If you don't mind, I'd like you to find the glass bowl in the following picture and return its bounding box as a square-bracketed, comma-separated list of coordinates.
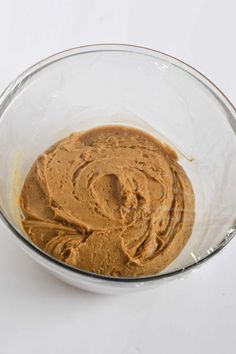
[0, 44, 236, 294]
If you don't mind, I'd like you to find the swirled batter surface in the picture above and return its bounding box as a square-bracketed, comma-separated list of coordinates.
[20, 126, 195, 276]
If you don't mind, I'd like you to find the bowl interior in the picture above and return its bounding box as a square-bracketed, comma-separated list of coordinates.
[0, 45, 236, 275]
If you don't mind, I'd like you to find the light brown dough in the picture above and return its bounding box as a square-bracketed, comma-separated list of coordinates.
[20, 126, 195, 276]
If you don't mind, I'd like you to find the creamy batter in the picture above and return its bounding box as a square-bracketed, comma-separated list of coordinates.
[20, 126, 195, 276]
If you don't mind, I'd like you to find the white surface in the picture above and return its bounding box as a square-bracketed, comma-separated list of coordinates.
[0, 0, 236, 353]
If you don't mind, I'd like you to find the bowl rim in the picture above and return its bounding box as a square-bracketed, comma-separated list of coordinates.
[0, 43, 236, 283]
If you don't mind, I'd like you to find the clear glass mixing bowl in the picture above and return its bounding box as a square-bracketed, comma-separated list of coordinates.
[0, 44, 236, 294]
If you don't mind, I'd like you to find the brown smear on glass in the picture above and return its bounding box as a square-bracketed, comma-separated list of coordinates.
[20, 125, 195, 277]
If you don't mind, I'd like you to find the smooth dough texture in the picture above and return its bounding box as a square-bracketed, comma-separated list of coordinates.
[20, 126, 195, 276]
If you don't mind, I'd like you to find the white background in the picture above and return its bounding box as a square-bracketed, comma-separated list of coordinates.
[0, 1, 236, 353]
